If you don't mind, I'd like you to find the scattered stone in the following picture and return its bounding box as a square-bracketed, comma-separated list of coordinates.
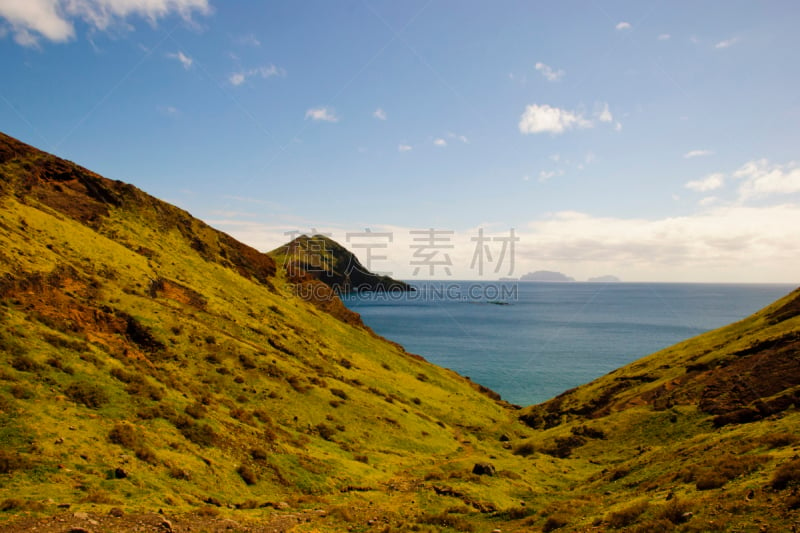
[54, 437, 64, 444]
[160, 519, 173, 532]
[87, 519, 99, 526]
[57, 503, 71, 509]
[472, 462, 496, 476]
[109, 507, 124, 517]
[114, 467, 128, 479]
[499, 434, 510, 442]
[67, 528, 90, 533]
[276, 501, 291, 510]
[72, 512, 89, 520]
[204, 497, 222, 507]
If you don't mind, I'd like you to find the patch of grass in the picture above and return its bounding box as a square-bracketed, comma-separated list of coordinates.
[695, 453, 767, 490]
[542, 515, 569, 532]
[771, 458, 800, 490]
[64, 381, 109, 409]
[0, 450, 30, 474]
[418, 513, 475, 532]
[658, 497, 692, 524]
[760, 432, 799, 449]
[606, 501, 648, 529]
[11, 355, 40, 372]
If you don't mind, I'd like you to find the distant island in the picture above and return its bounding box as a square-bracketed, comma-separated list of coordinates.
[587, 275, 621, 283]
[520, 270, 575, 282]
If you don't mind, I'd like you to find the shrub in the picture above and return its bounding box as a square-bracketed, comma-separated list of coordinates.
[354, 455, 369, 464]
[239, 354, 256, 369]
[696, 472, 727, 490]
[180, 422, 217, 447]
[237, 465, 258, 485]
[109, 423, 139, 448]
[65, 382, 108, 408]
[135, 446, 158, 464]
[542, 435, 586, 458]
[658, 498, 691, 524]
[504, 506, 533, 519]
[169, 466, 191, 480]
[761, 433, 799, 449]
[0, 451, 29, 474]
[185, 402, 207, 419]
[0, 499, 22, 512]
[512, 441, 536, 457]
[606, 501, 648, 529]
[251, 448, 268, 461]
[542, 515, 569, 532]
[418, 513, 474, 532]
[315, 423, 336, 441]
[11, 355, 40, 372]
[696, 453, 767, 490]
[338, 358, 353, 369]
[10, 385, 33, 399]
[330, 388, 348, 400]
[772, 459, 800, 490]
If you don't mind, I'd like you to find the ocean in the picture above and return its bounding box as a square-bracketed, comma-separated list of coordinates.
[342, 282, 797, 406]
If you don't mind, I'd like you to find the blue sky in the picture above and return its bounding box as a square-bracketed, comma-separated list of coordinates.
[1, 1, 799, 282]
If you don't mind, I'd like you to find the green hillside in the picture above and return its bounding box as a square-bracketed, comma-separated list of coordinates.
[1, 130, 799, 532]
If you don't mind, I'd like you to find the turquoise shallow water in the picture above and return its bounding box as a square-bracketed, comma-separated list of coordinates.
[342, 282, 797, 406]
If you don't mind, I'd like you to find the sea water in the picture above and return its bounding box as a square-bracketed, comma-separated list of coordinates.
[342, 282, 796, 406]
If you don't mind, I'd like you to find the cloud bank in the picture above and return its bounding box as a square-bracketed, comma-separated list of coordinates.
[0, 0, 210, 46]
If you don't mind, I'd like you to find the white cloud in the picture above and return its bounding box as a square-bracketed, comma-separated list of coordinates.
[229, 73, 246, 86]
[538, 169, 565, 182]
[0, 0, 210, 47]
[433, 138, 447, 147]
[305, 107, 339, 122]
[699, 196, 719, 206]
[167, 50, 192, 70]
[398, 144, 413, 152]
[685, 173, 724, 192]
[735, 159, 800, 200]
[595, 102, 613, 123]
[235, 33, 260, 47]
[229, 65, 285, 86]
[518, 104, 593, 135]
[513, 205, 800, 282]
[657, 33, 671, 41]
[684, 149, 713, 159]
[715, 37, 739, 49]
[614, 121, 623, 132]
[373, 108, 387, 120]
[534, 62, 564, 82]
[616, 21, 632, 31]
[447, 132, 469, 144]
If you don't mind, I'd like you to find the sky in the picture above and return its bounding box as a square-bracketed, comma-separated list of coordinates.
[1, 0, 799, 283]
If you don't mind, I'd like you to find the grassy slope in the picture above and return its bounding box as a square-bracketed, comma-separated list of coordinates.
[1, 131, 799, 532]
[0, 133, 531, 531]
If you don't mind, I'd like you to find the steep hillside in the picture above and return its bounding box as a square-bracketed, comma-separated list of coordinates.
[1, 130, 799, 532]
[513, 288, 800, 532]
[0, 132, 530, 531]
